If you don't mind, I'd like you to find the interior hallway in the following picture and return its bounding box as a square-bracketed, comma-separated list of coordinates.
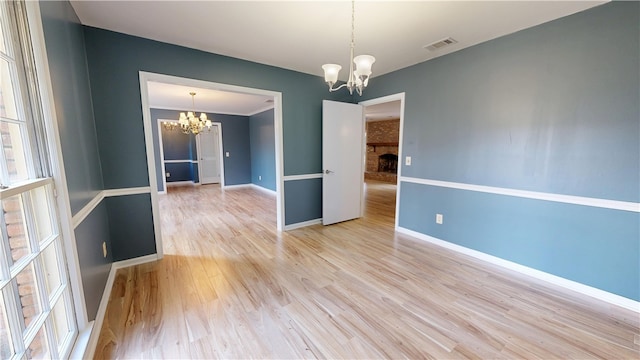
[93, 181, 639, 358]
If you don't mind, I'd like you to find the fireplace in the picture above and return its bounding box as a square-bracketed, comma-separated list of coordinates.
[378, 153, 398, 174]
[365, 119, 400, 183]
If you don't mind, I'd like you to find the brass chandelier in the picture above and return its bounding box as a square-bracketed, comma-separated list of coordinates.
[172, 92, 212, 135]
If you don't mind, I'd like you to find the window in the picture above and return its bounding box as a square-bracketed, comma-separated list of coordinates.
[0, 2, 77, 359]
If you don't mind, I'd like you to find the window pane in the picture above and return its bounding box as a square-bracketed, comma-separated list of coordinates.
[0, 121, 29, 182]
[51, 294, 71, 352]
[0, 290, 15, 359]
[0, 14, 6, 55]
[0, 58, 17, 120]
[28, 186, 54, 244]
[25, 324, 49, 360]
[38, 242, 60, 302]
[3, 193, 30, 267]
[15, 263, 42, 331]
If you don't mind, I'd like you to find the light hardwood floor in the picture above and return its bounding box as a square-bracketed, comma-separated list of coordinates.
[94, 181, 639, 359]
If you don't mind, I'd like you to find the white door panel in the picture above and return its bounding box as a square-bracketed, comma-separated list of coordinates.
[322, 100, 364, 225]
[199, 125, 221, 184]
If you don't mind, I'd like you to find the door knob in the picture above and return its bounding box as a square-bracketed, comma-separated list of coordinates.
[324, 169, 334, 174]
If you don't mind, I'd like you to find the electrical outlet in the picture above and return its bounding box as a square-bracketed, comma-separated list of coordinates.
[405, 156, 412, 166]
[166, 172, 170, 177]
[225, 152, 230, 157]
[436, 214, 443, 225]
[258, 175, 262, 181]
[102, 242, 107, 258]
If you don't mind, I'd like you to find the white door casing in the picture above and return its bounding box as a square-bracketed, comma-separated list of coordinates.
[322, 100, 365, 225]
[139, 72, 285, 237]
[197, 123, 222, 185]
[359, 93, 406, 229]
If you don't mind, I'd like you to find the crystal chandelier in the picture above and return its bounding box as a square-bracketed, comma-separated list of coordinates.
[161, 121, 177, 131]
[177, 92, 212, 135]
[321, 0, 375, 96]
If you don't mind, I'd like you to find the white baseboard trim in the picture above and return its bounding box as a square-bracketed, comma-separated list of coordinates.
[251, 184, 277, 196]
[223, 184, 252, 190]
[83, 264, 117, 359]
[284, 218, 323, 230]
[166, 181, 198, 187]
[83, 253, 159, 359]
[397, 227, 640, 313]
[112, 253, 159, 270]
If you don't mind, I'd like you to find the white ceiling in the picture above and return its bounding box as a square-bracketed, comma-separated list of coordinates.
[365, 100, 401, 121]
[147, 82, 274, 116]
[71, 0, 606, 115]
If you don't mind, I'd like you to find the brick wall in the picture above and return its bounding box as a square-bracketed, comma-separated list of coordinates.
[365, 119, 400, 183]
[1, 119, 43, 356]
[366, 119, 400, 143]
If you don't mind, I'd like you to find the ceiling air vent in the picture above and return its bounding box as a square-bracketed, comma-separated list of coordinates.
[424, 37, 458, 52]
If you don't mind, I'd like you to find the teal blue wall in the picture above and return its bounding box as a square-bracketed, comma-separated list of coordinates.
[215, 114, 251, 186]
[150, 108, 199, 190]
[399, 182, 639, 300]
[106, 194, 156, 261]
[360, 2, 639, 300]
[43, 1, 638, 302]
[161, 127, 194, 160]
[161, 121, 197, 184]
[82, 26, 339, 230]
[73, 202, 112, 320]
[151, 109, 262, 191]
[39, 1, 103, 214]
[250, 109, 276, 191]
[39, 0, 112, 320]
[285, 178, 322, 225]
[82, 27, 338, 185]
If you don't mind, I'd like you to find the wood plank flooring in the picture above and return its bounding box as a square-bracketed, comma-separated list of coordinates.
[94, 181, 639, 359]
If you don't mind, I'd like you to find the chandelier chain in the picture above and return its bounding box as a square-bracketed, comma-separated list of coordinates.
[321, 0, 375, 96]
[351, 0, 355, 48]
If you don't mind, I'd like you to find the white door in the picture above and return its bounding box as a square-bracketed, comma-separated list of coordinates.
[322, 100, 365, 225]
[198, 124, 221, 184]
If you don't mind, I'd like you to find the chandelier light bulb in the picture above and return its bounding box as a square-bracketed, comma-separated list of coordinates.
[174, 92, 213, 135]
[353, 55, 375, 78]
[322, 64, 342, 85]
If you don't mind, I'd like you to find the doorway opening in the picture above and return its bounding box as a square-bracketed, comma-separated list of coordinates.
[360, 93, 405, 229]
[157, 119, 224, 193]
[139, 72, 285, 258]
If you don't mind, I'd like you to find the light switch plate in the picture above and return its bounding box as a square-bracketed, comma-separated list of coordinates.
[405, 156, 411, 166]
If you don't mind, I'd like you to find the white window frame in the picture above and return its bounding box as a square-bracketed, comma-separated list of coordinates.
[1, 1, 89, 358]
[22, 0, 88, 331]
